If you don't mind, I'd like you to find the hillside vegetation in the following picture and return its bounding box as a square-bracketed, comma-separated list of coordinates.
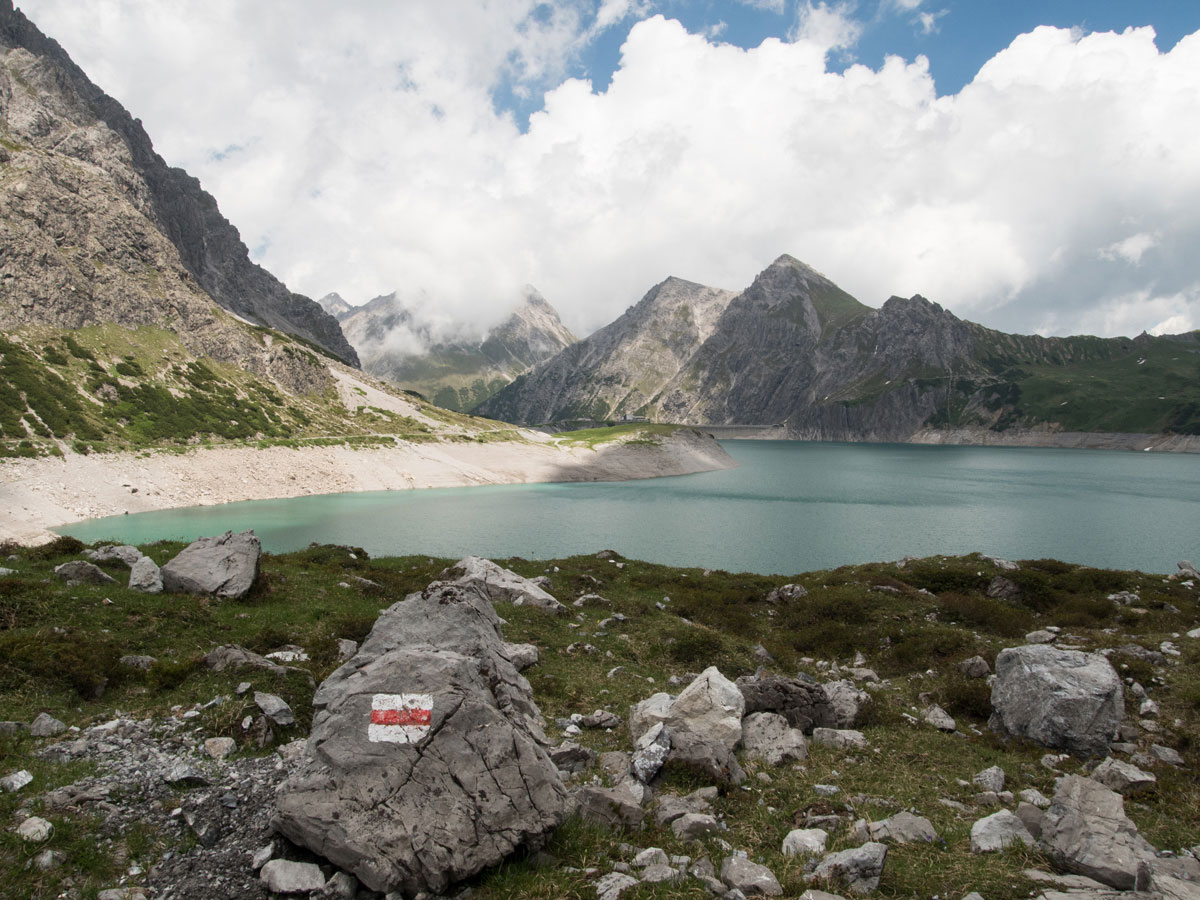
[1, 541, 1195, 898]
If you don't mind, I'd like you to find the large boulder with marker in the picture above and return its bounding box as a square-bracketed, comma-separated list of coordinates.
[989, 645, 1123, 756]
[272, 580, 567, 897]
[160, 531, 261, 600]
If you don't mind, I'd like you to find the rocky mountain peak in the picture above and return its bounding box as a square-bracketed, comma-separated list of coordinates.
[318, 292, 354, 321]
[0, 2, 358, 365]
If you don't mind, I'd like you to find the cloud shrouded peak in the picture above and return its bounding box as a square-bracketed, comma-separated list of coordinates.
[13, 2, 1200, 340]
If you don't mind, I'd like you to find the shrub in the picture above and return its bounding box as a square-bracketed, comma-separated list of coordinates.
[26, 535, 84, 560]
[936, 592, 1033, 637]
[939, 673, 994, 721]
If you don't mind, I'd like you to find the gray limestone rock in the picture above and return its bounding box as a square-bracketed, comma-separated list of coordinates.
[640, 863, 679, 884]
[721, 856, 783, 896]
[736, 674, 834, 732]
[1039, 774, 1156, 890]
[667, 666, 745, 751]
[1015, 801, 1045, 839]
[667, 729, 746, 786]
[970, 810, 1034, 853]
[504, 642, 540, 671]
[822, 680, 870, 728]
[577, 785, 645, 829]
[272, 581, 567, 896]
[437, 556, 565, 613]
[254, 692, 295, 727]
[1090, 757, 1156, 795]
[766, 583, 808, 603]
[30, 712, 67, 737]
[867, 811, 937, 844]
[811, 728, 868, 750]
[550, 741, 595, 774]
[672, 812, 721, 841]
[595, 871, 640, 900]
[1, 770, 32, 792]
[987, 576, 1024, 602]
[812, 842, 888, 894]
[17, 816, 54, 842]
[989, 645, 1123, 756]
[54, 560, 116, 586]
[922, 704, 956, 732]
[959, 656, 991, 678]
[782, 828, 828, 857]
[119, 655, 157, 670]
[631, 721, 670, 783]
[259, 859, 327, 894]
[973, 765, 1006, 793]
[86, 545, 143, 567]
[161, 531, 261, 600]
[741, 711, 808, 765]
[128, 555, 163, 593]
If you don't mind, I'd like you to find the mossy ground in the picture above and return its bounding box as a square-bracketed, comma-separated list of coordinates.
[0, 541, 1196, 899]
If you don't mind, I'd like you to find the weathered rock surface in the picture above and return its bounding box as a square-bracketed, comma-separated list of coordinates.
[576, 785, 645, 829]
[631, 721, 670, 783]
[1039, 775, 1155, 890]
[990, 645, 1123, 756]
[812, 842, 888, 894]
[1090, 757, 1156, 795]
[823, 680, 870, 728]
[161, 532, 261, 600]
[741, 711, 808, 765]
[783, 828, 829, 857]
[721, 856, 783, 896]
[128, 555, 164, 593]
[54, 560, 116, 585]
[437, 556, 565, 613]
[86, 545, 143, 567]
[667, 666, 745, 750]
[259, 859, 326, 894]
[30, 712, 67, 737]
[272, 581, 566, 896]
[867, 811, 937, 844]
[736, 674, 834, 732]
[970, 810, 1034, 853]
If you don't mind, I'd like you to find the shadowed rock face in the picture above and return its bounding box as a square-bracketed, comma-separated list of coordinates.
[272, 582, 566, 896]
[0, 2, 357, 366]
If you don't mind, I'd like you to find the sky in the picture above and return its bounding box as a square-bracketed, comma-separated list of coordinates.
[16, 0, 1200, 341]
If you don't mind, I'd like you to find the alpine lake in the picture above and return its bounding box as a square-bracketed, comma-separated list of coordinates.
[56, 440, 1200, 575]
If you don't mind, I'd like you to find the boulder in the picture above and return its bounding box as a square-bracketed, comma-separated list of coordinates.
[812, 842, 887, 894]
[1090, 758, 1156, 795]
[576, 785, 644, 829]
[741, 712, 808, 765]
[672, 812, 721, 840]
[867, 811, 937, 844]
[1038, 774, 1155, 890]
[667, 730, 746, 785]
[29, 713, 67, 737]
[86, 545, 144, 566]
[822, 680, 869, 728]
[970, 810, 1034, 853]
[128, 556, 163, 593]
[438, 556, 565, 613]
[668, 666, 744, 750]
[53, 560, 116, 586]
[736, 674, 835, 732]
[272, 581, 567, 896]
[631, 722, 670, 783]
[989, 645, 1123, 756]
[628, 692, 673, 741]
[721, 856, 783, 896]
[160, 531, 261, 600]
[783, 828, 828, 857]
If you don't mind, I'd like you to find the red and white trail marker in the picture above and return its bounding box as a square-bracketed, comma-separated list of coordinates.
[368, 693, 432, 744]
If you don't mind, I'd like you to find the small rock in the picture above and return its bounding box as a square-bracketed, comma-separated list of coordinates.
[970, 809, 1033, 853]
[766, 584, 807, 603]
[118, 655, 157, 670]
[673, 812, 721, 841]
[973, 765, 1005, 793]
[811, 728, 867, 749]
[631, 722, 670, 783]
[1090, 757, 1156, 795]
[204, 737, 237, 760]
[30, 713, 67, 737]
[868, 811, 937, 844]
[922, 704, 956, 732]
[721, 856, 783, 896]
[30, 849, 67, 871]
[782, 828, 828, 857]
[812, 842, 887, 894]
[260, 859, 327, 893]
[1025, 629, 1057, 644]
[1, 770, 33, 792]
[17, 816, 54, 842]
[959, 656, 991, 678]
[254, 691, 295, 726]
[321, 871, 359, 899]
[595, 871, 640, 900]
[54, 560, 117, 585]
[640, 863, 679, 884]
[1017, 788, 1051, 808]
[1150, 744, 1184, 766]
[336, 638, 359, 661]
[814, 784, 840, 797]
[128, 556, 163, 593]
[633, 848, 670, 868]
[163, 762, 210, 787]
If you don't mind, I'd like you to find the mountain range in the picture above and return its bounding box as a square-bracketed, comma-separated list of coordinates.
[324, 288, 575, 412]
[478, 254, 1200, 440]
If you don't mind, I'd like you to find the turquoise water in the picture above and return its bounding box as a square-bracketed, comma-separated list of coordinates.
[58, 441, 1200, 575]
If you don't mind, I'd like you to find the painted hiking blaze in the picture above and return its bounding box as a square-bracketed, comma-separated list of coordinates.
[368, 693, 433, 744]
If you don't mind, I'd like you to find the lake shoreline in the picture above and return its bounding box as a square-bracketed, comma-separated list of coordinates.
[0, 429, 736, 546]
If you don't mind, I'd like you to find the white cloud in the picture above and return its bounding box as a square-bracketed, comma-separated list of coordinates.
[736, 0, 787, 13]
[1099, 232, 1158, 266]
[14, 3, 1200, 341]
[790, 1, 864, 51]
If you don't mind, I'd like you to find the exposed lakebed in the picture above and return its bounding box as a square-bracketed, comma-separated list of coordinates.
[60, 440, 1200, 575]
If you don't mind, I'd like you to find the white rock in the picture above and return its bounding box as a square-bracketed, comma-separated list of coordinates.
[1, 770, 33, 792]
[633, 848, 669, 868]
[204, 737, 237, 760]
[782, 828, 828, 857]
[973, 765, 1006, 793]
[922, 704, 956, 732]
[17, 816, 54, 842]
[259, 859, 326, 893]
[970, 810, 1033, 853]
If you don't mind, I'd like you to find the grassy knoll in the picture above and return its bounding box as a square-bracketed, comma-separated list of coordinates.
[0, 541, 1196, 898]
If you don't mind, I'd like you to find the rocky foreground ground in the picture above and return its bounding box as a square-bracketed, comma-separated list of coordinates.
[1, 538, 1197, 899]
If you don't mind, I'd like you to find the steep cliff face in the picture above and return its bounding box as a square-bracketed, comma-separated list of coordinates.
[0, 2, 358, 365]
[476, 276, 736, 424]
[338, 288, 576, 411]
[482, 254, 1200, 439]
